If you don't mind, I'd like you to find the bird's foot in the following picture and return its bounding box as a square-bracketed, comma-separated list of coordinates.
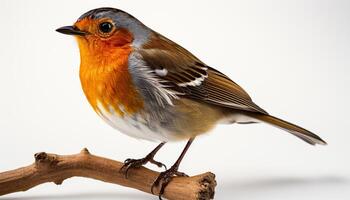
[151, 166, 189, 199]
[120, 156, 167, 178]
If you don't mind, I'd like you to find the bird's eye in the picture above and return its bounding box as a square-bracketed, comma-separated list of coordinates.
[99, 22, 113, 34]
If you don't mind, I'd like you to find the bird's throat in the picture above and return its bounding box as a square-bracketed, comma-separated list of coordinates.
[78, 43, 144, 116]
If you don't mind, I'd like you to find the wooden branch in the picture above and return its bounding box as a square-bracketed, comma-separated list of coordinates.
[0, 148, 216, 200]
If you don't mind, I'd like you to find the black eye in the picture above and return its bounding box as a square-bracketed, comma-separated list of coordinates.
[99, 22, 113, 33]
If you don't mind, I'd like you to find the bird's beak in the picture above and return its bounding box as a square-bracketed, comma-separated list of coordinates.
[56, 26, 88, 36]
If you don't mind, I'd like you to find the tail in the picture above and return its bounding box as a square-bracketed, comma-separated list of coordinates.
[246, 113, 327, 145]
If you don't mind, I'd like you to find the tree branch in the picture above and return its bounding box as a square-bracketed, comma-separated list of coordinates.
[0, 148, 216, 200]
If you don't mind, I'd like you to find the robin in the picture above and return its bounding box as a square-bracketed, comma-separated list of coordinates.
[56, 7, 326, 199]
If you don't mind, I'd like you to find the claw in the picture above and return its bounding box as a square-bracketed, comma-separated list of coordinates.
[120, 157, 167, 178]
[119, 143, 167, 179]
[174, 171, 188, 177]
[120, 158, 145, 178]
[151, 167, 188, 199]
[150, 159, 167, 170]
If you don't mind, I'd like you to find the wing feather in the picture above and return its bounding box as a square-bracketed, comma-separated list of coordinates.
[139, 33, 267, 114]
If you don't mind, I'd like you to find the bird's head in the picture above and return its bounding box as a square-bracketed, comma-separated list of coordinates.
[56, 8, 151, 62]
[56, 8, 148, 114]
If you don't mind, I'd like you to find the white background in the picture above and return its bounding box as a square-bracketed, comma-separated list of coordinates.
[1, 0, 349, 199]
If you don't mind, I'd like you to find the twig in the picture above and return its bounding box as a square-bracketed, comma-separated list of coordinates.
[0, 148, 216, 200]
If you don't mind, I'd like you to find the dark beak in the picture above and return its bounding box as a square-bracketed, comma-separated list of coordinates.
[56, 26, 88, 36]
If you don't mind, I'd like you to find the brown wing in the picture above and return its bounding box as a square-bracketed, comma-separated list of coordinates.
[140, 33, 268, 114]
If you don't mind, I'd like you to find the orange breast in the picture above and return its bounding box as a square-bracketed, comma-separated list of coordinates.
[77, 31, 144, 116]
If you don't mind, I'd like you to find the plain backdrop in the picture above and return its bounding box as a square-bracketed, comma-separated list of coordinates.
[0, 0, 349, 199]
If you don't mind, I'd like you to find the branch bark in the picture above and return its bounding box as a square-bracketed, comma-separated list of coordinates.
[0, 148, 216, 200]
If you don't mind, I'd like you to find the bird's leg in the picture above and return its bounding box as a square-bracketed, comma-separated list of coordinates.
[120, 142, 166, 178]
[151, 138, 195, 199]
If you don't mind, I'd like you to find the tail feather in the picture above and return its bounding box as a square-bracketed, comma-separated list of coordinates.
[246, 113, 327, 145]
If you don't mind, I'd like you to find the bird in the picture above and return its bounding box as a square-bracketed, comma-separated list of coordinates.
[56, 7, 326, 199]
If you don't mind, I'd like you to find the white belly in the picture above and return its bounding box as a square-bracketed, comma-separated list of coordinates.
[96, 101, 172, 142]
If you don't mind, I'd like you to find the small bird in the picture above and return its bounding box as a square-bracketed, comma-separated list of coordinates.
[57, 7, 326, 199]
